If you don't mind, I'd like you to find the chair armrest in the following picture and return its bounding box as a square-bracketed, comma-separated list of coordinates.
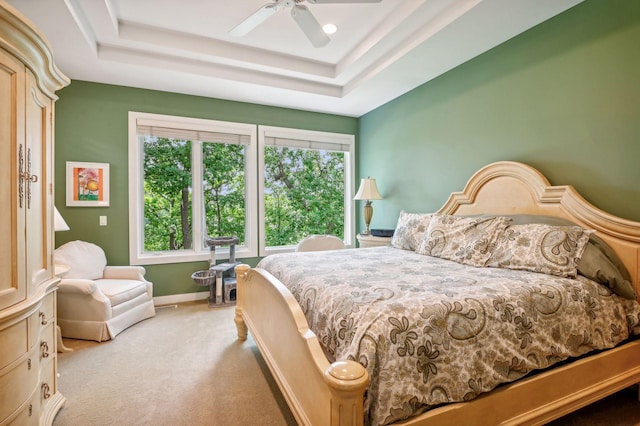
[58, 279, 100, 295]
[57, 278, 111, 322]
[103, 266, 147, 281]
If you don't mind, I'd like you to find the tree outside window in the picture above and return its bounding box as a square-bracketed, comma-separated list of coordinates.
[264, 146, 345, 246]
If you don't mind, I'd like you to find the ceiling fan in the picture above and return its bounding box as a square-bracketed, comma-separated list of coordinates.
[229, 0, 383, 48]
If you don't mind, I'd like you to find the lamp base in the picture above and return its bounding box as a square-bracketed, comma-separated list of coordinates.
[362, 202, 373, 235]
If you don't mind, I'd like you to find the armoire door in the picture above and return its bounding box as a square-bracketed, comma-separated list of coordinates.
[0, 47, 26, 310]
[24, 70, 53, 294]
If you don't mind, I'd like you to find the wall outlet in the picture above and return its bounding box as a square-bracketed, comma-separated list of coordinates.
[99, 216, 107, 226]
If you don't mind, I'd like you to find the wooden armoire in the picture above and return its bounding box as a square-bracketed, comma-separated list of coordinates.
[0, 1, 70, 424]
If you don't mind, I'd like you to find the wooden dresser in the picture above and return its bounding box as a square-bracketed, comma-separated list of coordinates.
[0, 1, 70, 424]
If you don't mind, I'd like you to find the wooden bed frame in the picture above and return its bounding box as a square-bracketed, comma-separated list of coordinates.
[234, 161, 640, 425]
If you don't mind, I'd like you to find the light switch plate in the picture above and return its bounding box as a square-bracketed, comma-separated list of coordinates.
[99, 216, 107, 226]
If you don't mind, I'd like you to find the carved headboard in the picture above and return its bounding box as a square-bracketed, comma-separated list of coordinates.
[436, 161, 640, 300]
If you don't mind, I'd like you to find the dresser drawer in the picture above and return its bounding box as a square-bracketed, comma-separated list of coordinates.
[39, 356, 56, 407]
[28, 293, 55, 350]
[0, 351, 39, 423]
[3, 388, 39, 426]
[39, 293, 55, 325]
[0, 319, 28, 371]
[39, 322, 55, 362]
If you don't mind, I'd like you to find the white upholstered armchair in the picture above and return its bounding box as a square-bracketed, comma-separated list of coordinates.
[54, 240, 156, 342]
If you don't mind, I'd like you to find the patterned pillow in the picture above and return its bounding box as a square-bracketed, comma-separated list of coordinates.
[486, 223, 594, 278]
[416, 215, 510, 267]
[391, 211, 433, 251]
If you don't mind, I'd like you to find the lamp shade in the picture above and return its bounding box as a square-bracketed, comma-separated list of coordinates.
[353, 178, 382, 201]
[54, 207, 70, 231]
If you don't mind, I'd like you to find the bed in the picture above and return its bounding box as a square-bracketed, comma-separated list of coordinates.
[234, 161, 640, 425]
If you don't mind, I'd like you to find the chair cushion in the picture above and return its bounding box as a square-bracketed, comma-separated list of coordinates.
[96, 279, 149, 307]
[54, 240, 107, 280]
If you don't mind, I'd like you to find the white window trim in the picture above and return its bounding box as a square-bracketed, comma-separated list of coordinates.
[128, 111, 257, 265]
[258, 125, 356, 257]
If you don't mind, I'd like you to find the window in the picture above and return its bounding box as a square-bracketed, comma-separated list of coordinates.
[129, 112, 257, 264]
[129, 113, 354, 265]
[258, 126, 355, 256]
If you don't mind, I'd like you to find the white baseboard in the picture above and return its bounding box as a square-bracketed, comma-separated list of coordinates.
[154, 291, 208, 306]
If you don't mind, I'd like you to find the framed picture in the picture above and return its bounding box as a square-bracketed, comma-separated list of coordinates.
[66, 161, 110, 207]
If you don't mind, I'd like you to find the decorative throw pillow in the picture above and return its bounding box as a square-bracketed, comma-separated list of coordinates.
[486, 223, 593, 278]
[495, 214, 634, 297]
[416, 215, 510, 267]
[391, 211, 433, 251]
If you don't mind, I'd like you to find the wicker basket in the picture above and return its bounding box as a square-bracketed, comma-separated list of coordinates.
[191, 270, 215, 286]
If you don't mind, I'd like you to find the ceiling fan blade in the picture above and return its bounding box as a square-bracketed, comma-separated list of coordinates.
[306, 0, 382, 3]
[229, 3, 280, 37]
[291, 4, 330, 48]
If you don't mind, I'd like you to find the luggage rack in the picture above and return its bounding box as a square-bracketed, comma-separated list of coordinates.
[191, 236, 240, 307]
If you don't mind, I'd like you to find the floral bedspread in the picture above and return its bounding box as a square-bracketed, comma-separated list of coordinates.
[257, 246, 640, 425]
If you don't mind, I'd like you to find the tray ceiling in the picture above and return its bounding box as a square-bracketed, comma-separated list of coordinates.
[8, 0, 582, 116]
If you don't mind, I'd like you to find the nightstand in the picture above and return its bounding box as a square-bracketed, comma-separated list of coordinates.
[357, 234, 391, 248]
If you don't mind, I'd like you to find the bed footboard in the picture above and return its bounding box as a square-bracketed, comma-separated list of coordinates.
[235, 264, 369, 426]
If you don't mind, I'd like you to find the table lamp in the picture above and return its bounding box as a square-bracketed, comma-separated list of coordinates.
[354, 177, 383, 235]
[54, 206, 70, 231]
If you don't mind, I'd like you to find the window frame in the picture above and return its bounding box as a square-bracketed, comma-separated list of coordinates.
[258, 125, 356, 256]
[128, 111, 257, 265]
[128, 113, 355, 265]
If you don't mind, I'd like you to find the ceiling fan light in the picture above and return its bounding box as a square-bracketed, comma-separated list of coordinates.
[323, 23, 338, 34]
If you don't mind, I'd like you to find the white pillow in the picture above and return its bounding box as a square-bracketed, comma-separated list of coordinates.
[54, 240, 107, 279]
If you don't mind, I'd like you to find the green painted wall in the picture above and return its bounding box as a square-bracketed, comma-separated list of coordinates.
[54, 82, 358, 296]
[55, 0, 640, 298]
[359, 0, 640, 229]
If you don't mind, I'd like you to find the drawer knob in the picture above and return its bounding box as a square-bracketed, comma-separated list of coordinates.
[39, 311, 47, 325]
[41, 341, 50, 358]
[42, 383, 51, 400]
[27, 358, 32, 370]
[29, 404, 33, 416]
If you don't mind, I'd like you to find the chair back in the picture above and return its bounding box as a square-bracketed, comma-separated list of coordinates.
[54, 240, 107, 279]
[295, 235, 345, 252]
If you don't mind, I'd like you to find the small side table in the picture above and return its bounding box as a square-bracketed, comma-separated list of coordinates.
[357, 234, 391, 248]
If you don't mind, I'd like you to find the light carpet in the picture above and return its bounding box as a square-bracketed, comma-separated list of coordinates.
[54, 302, 297, 426]
[54, 301, 640, 426]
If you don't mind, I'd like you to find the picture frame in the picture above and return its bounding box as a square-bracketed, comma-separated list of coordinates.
[66, 161, 110, 207]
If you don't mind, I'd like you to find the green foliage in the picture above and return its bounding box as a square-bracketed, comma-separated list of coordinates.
[143, 137, 192, 251]
[142, 137, 346, 252]
[264, 146, 345, 246]
[202, 142, 246, 243]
